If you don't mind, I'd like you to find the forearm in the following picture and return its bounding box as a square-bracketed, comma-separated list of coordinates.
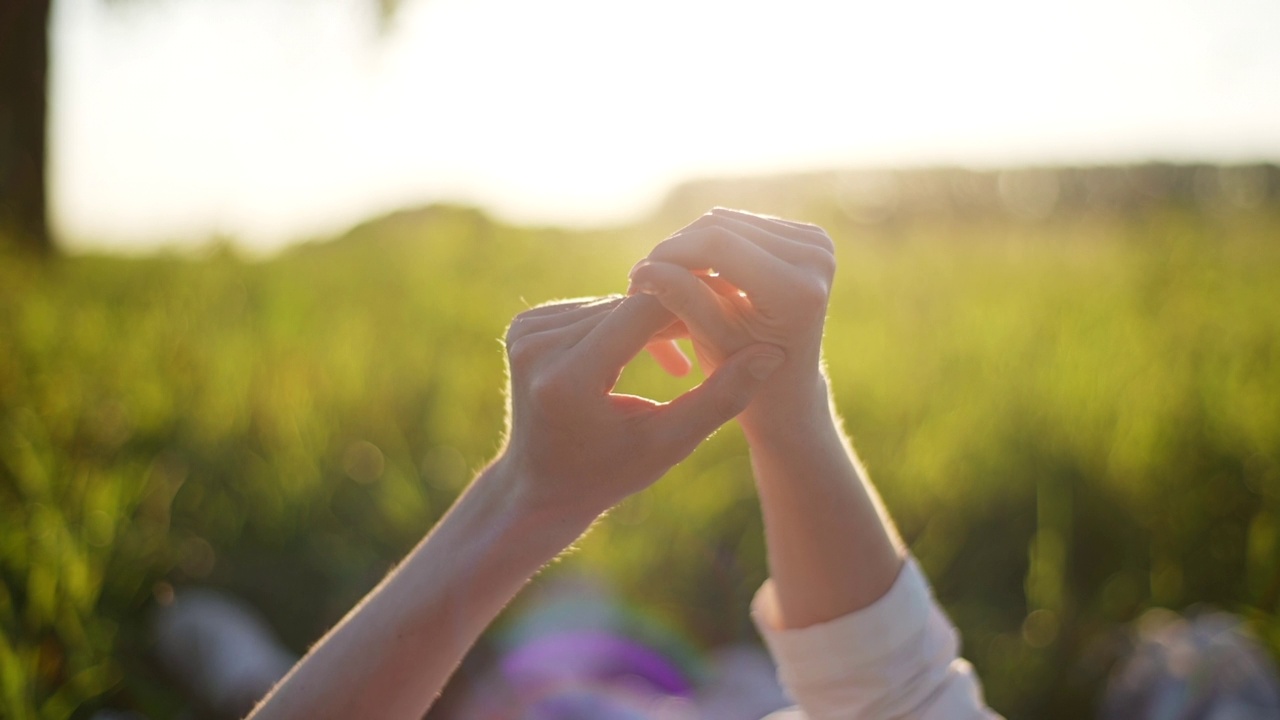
[250, 461, 593, 720]
[631, 210, 996, 714]
[747, 412, 1002, 718]
[742, 376, 905, 630]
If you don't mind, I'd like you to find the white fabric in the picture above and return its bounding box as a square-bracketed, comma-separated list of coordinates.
[751, 558, 1003, 720]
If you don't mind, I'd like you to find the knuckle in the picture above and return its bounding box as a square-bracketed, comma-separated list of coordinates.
[812, 229, 836, 255]
[794, 275, 832, 312]
[685, 217, 711, 236]
[505, 335, 539, 370]
[790, 222, 834, 252]
[505, 307, 549, 342]
[653, 279, 690, 313]
[803, 245, 837, 280]
[504, 318, 528, 347]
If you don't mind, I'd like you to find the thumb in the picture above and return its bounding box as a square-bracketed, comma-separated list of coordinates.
[648, 343, 786, 458]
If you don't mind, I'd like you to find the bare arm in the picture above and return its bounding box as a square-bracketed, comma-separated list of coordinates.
[248, 294, 785, 719]
[630, 209, 904, 629]
[635, 211, 998, 719]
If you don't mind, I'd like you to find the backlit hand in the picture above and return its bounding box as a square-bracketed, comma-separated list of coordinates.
[497, 293, 785, 523]
[629, 208, 836, 433]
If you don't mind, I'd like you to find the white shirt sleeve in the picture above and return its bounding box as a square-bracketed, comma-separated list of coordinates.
[751, 558, 1002, 720]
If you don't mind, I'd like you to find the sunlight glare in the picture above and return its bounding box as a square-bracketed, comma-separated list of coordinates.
[49, 0, 1280, 250]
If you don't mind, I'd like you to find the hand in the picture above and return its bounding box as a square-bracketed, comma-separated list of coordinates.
[631, 212, 907, 632]
[628, 208, 836, 433]
[496, 293, 785, 524]
[247, 293, 785, 720]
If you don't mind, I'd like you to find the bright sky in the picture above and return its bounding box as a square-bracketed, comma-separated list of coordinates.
[50, 0, 1280, 252]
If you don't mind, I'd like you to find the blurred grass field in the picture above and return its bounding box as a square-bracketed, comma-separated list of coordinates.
[2, 185, 1280, 718]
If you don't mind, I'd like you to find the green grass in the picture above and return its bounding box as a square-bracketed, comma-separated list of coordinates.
[2, 201, 1279, 718]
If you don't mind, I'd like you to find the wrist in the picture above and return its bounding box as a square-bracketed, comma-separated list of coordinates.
[482, 454, 601, 545]
[739, 371, 835, 444]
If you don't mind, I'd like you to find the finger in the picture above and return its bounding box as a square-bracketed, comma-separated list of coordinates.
[506, 305, 617, 373]
[708, 212, 835, 268]
[709, 208, 834, 253]
[628, 270, 740, 303]
[629, 261, 741, 352]
[572, 293, 677, 387]
[646, 343, 786, 458]
[528, 304, 615, 348]
[643, 226, 792, 305]
[514, 295, 620, 324]
[650, 318, 691, 342]
[527, 295, 622, 318]
[646, 339, 692, 377]
[663, 218, 835, 306]
[507, 296, 621, 345]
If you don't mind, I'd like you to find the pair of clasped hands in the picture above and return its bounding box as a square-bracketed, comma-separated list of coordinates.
[248, 209, 864, 720]
[498, 207, 837, 526]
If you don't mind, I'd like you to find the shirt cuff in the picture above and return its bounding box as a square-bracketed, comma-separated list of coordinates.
[751, 557, 934, 686]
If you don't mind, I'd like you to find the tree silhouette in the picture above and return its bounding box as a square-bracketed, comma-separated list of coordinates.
[1, 0, 50, 255]
[0, 0, 403, 256]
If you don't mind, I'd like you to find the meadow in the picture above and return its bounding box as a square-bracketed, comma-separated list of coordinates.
[2, 169, 1279, 718]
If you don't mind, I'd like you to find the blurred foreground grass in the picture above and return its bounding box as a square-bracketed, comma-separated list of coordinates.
[2, 198, 1279, 718]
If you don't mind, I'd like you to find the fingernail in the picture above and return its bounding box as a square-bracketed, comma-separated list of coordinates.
[632, 280, 657, 296]
[747, 352, 785, 380]
[628, 259, 650, 279]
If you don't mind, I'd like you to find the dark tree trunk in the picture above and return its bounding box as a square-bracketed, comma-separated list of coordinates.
[0, 0, 52, 255]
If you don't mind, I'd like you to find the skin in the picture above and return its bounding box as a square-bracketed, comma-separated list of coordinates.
[248, 293, 785, 720]
[629, 207, 905, 629]
[251, 209, 909, 717]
